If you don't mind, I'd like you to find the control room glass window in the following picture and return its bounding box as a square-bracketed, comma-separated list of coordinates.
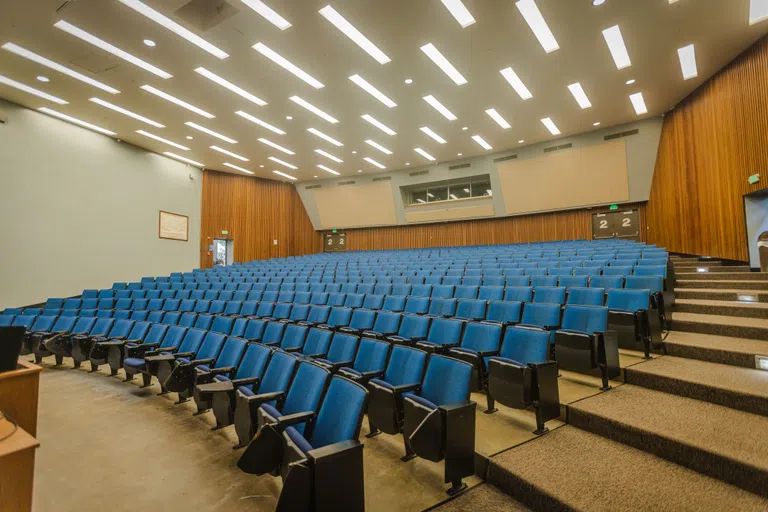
[429, 186, 448, 202]
[471, 180, 492, 197]
[452, 184, 471, 200]
[412, 190, 428, 204]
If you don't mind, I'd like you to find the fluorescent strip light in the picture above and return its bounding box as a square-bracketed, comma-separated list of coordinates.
[141, 85, 214, 118]
[361, 114, 396, 135]
[677, 44, 698, 80]
[500, 67, 533, 100]
[0, 74, 68, 104]
[567, 82, 592, 109]
[602, 25, 632, 69]
[236, 110, 285, 134]
[240, 0, 291, 30]
[417, 199, 426, 204]
[185, 122, 237, 144]
[89, 97, 164, 128]
[317, 164, 340, 175]
[420, 43, 467, 85]
[268, 156, 297, 169]
[54, 21, 171, 79]
[223, 162, 254, 174]
[1, 43, 119, 94]
[211, 145, 248, 161]
[471, 135, 492, 150]
[485, 108, 511, 129]
[38, 107, 114, 135]
[195, 67, 266, 106]
[450, 194, 458, 200]
[750, 0, 768, 24]
[629, 92, 648, 115]
[273, 170, 297, 180]
[420, 126, 447, 144]
[541, 117, 561, 135]
[414, 147, 436, 161]
[515, 0, 559, 53]
[289, 96, 338, 123]
[440, 0, 476, 28]
[348, 74, 396, 107]
[364, 157, 386, 169]
[318, 5, 390, 64]
[259, 137, 295, 155]
[307, 128, 343, 146]
[117, 0, 228, 59]
[427, 193, 434, 198]
[253, 43, 323, 89]
[365, 140, 392, 155]
[136, 129, 189, 150]
[423, 95, 457, 120]
[315, 149, 343, 163]
[164, 152, 204, 167]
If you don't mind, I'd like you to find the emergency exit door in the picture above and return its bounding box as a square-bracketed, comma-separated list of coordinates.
[324, 232, 347, 252]
[592, 210, 640, 241]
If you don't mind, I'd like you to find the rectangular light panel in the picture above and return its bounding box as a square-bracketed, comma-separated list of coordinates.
[240, 0, 291, 30]
[307, 128, 343, 146]
[365, 139, 392, 155]
[1, 43, 120, 94]
[253, 43, 324, 89]
[259, 137, 294, 155]
[289, 96, 338, 123]
[750, 0, 768, 24]
[471, 135, 492, 150]
[440, 0, 476, 28]
[273, 170, 297, 180]
[540, 117, 561, 135]
[211, 145, 248, 161]
[414, 147, 436, 161]
[629, 92, 648, 115]
[165, 151, 204, 167]
[361, 114, 396, 135]
[0, 74, 68, 104]
[567, 83, 592, 109]
[185, 122, 238, 143]
[136, 130, 189, 150]
[90, 97, 164, 128]
[602, 25, 632, 70]
[224, 162, 254, 174]
[363, 157, 386, 169]
[38, 107, 115, 135]
[515, 0, 559, 53]
[141, 85, 215, 118]
[500, 67, 533, 100]
[348, 74, 396, 107]
[236, 110, 285, 134]
[677, 44, 698, 80]
[195, 67, 266, 106]
[318, 5, 390, 64]
[317, 164, 340, 175]
[420, 126, 447, 144]
[315, 149, 343, 163]
[485, 108, 511, 129]
[268, 156, 297, 169]
[54, 21, 171, 79]
[118, 0, 228, 59]
[423, 95, 457, 120]
[420, 43, 467, 85]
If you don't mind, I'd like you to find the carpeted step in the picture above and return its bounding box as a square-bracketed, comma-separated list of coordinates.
[487, 426, 768, 512]
[671, 312, 768, 340]
[672, 260, 723, 267]
[623, 356, 768, 416]
[664, 331, 768, 368]
[567, 385, 768, 496]
[674, 288, 768, 302]
[673, 265, 750, 273]
[675, 279, 768, 290]
[429, 484, 532, 512]
[674, 299, 768, 319]
[675, 272, 768, 281]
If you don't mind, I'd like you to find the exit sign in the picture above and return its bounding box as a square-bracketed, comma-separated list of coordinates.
[749, 173, 760, 185]
[221, 230, 229, 235]
[609, 204, 618, 211]
[332, 229, 337, 233]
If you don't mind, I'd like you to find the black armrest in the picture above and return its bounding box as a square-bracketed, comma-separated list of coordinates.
[190, 358, 216, 366]
[232, 376, 260, 387]
[174, 351, 196, 359]
[275, 410, 315, 431]
[208, 366, 235, 375]
[477, 349, 499, 358]
[338, 327, 361, 335]
[306, 439, 361, 463]
[438, 400, 475, 413]
[327, 360, 354, 372]
[361, 330, 381, 338]
[244, 390, 285, 406]
[360, 369, 385, 380]
[391, 383, 421, 395]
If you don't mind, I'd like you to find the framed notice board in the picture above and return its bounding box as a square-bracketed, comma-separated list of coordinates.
[591, 209, 640, 241]
[159, 210, 189, 242]
[324, 232, 347, 252]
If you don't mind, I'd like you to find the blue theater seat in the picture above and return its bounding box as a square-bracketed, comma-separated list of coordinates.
[363, 311, 402, 339]
[338, 338, 391, 384]
[606, 288, 654, 356]
[567, 287, 605, 306]
[387, 314, 430, 345]
[415, 317, 464, 354]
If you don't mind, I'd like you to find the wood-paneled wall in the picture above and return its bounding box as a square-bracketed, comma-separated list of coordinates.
[199, 170, 322, 267]
[646, 36, 768, 262]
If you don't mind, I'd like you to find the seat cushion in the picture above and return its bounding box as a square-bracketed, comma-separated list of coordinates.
[177, 357, 191, 365]
[340, 367, 362, 378]
[260, 403, 282, 421]
[450, 347, 479, 357]
[123, 358, 145, 369]
[314, 357, 331, 366]
[404, 393, 438, 411]
[285, 426, 313, 455]
[197, 364, 211, 372]
[238, 385, 255, 397]
[488, 356, 525, 368]
[369, 378, 393, 390]
[557, 329, 590, 337]
[214, 374, 230, 383]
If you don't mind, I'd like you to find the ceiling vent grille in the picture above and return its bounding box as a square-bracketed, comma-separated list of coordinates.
[493, 154, 518, 163]
[448, 163, 471, 170]
[544, 143, 573, 153]
[338, 180, 356, 186]
[305, 184, 322, 190]
[409, 170, 429, 177]
[372, 176, 392, 182]
[604, 129, 639, 141]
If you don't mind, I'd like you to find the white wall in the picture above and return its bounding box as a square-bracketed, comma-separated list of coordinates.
[0, 99, 202, 309]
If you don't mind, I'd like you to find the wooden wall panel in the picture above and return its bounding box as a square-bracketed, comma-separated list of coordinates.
[646, 36, 768, 262]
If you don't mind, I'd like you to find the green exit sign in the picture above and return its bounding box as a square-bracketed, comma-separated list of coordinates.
[609, 204, 619, 211]
[221, 230, 229, 235]
[332, 229, 337, 233]
[749, 173, 760, 185]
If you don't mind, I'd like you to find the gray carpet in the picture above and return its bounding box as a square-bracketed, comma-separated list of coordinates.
[664, 331, 768, 368]
[429, 484, 531, 512]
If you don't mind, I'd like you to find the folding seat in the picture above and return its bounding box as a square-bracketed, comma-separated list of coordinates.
[162, 299, 181, 311]
[246, 290, 264, 302]
[524, 269, 547, 277]
[252, 301, 274, 319]
[603, 266, 632, 276]
[519, 303, 561, 332]
[294, 283, 310, 293]
[202, 290, 219, 301]
[625, 275, 667, 335]
[197, 283, 213, 292]
[159, 290, 175, 300]
[504, 286, 533, 303]
[170, 283, 185, 291]
[82, 289, 99, 299]
[261, 291, 278, 303]
[386, 314, 431, 346]
[567, 287, 605, 306]
[210, 316, 235, 335]
[363, 311, 402, 339]
[26, 315, 78, 363]
[309, 292, 329, 305]
[427, 298, 457, 318]
[313, 333, 360, 372]
[551, 268, 574, 277]
[505, 276, 529, 287]
[325, 283, 342, 293]
[322, 292, 344, 307]
[183, 283, 198, 291]
[224, 283, 239, 291]
[71, 318, 128, 369]
[558, 276, 588, 290]
[96, 298, 114, 310]
[402, 295, 428, 316]
[145, 290, 161, 299]
[63, 298, 82, 310]
[234, 301, 256, 318]
[382, 295, 406, 313]
[207, 300, 227, 315]
[392, 276, 408, 284]
[175, 290, 192, 300]
[590, 275, 623, 291]
[454, 286, 479, 300]
[474, 286, 501, 302]
[362, 294, 385, 310]
[299, 327, 334, 358]
[530, 276, 557, 287]
[340, 283, 358, 294]
[193, 315, 214, 331]
[374, 284, 392, 296]
[317, 306, 353, 331]
[97, 290, 114, 299]
[338, 309, 377, 335]
[243, 319, 267, 342]
[277, 291, 295, 304]
[192, 300, 211, 314]
[309, 283, 326, 293]
[285, 304, 309, 323]
[415, 318, 464, 354]
[81, 298, 99, 310]
[129, 310, 149, 321]
[218, 291, 234, 302]
[442, 276, 462, 286]
[279, 283, 296, 293]
[158, 283, 172, 292]
[238, 375, 369, 511]
[178, 299, 196, 313]
[289, 291, 308, 306]
[278, 323, 309, 352]
[229, 317, 249, 338]
[190, 290, 205, 300]
[410, 284, 432, 298]
[19, 315, 57, 357]
[533, 287, 566, 305]
[151, 330, 226, 398]
[367, 355, 474, 495]
[300, 305, 333, 328]
[146, 298, 164, 311]
[431, 285, 455, 299]
[238, 283, 253, 292]
[407, 276, 425, 285]
[113, 298, 132, 311]
[90, 320, 152, 373]
[606, 289, 654, 357]
[269, 302, 293, 321]
[161, 312, 183, 326]
[574, 267, 602, 277]
[425, 276, 443, 285]
[633, 265, 668, 280]
[211, 283, 226, 291]
[455, 299, 487, 321]
[554, 305, 618, 389]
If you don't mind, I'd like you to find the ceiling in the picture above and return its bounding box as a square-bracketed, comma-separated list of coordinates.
[1, 0, 767, 183]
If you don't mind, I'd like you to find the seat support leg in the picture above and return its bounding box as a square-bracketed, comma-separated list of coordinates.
[365, 417, 381, 438]
[401, 436, 417, 462]
[446, 480, 468, 497]
[484, 392, 497, 415]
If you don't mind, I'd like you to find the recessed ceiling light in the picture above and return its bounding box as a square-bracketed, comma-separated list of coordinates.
[285, 116, 293, 120]
[317, 164, 340, 175]
[357, 170, 362, 173]
[36, 76, 49, 82]
[318, 5, 390, 64]
[361, 114, 396, 135]
[224, 162, 255, 175]
[195, 67, 266, 106]
[365, 139, 392, 155]
[314, 175, 318, 178]
[420, 43, 467, 85]
[164, 151, 204, 167]
[423, 95, 457, 120]
[352, 150, 357, 154]
[593, 122, 601, 126]
[750, 0, 768, 24]
[592, 0, 606, 5]
[471, 135, 492, 150]
[54, 21, 172, 79]
[38, 107, 115, 135]
[457, 152, 463, 156]
[404, 78, 413, 84]
[273, 170, 297, 180]
[258, 137, 295, 154]
[289, 96, 338, 123]
[211, 145, 249, 161]
[1, 43, 119, 94]
[518, 140, 525, 143]
[253, 43, 324, 89]
[143, 39, 156, 47]
[185, 122, 237, 144]
[677, 44, 698, 80]
[268, 156, 297, 169]
[260, 165, 265, 168]
[364, 157, 386, 169]
[141, 85, 214, 118]
[414, 148, 436, 161]
[136, 129, 189, 150]
[307, 127, 343, 147]
[485, 108, 511, 129]
[629, 92, 648, 115]
[626, 79, 636, 85]
[420, 126, 447, 144]
[117, 0, 228, 59]
[462, 126, 468, 131]
[440, 0, 476, 27]
[541, 117, 561, 135]
[349, 74, 397, 107]
[515, 0, 559, 53]
[186, 136, 193, 140]
[236, 111, 285, 135]
[406, 162, 411, 166]
[240, 0, 291, 30]
[602, 25, 632, 69]
[567, 82, 592, 109]
[90, 97, 165, 127]
[315, 149, 343, 163]
[500, 67, 533, 100]
[0, 74, 68, 103]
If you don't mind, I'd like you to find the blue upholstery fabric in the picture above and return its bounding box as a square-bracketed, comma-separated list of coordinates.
[326, 307, 353, 327]
[425, 318, 463, 347]
[428, 298, 457, 317]
[590, 276, 623, 290]
[344, 293, 365, 308]
[302, 328, 333, 356]
[504, 287, 533, 302]
[307, 306, 331, 324]
[606, 289, 650, 313]
[496, 326, 550, 364]
[567, 287, 605, 306]
[325, 333, 359, 363]
[533, 287, 566, 305]
[233, 343, 272, 380]
[393, 314, 430, 340]
[214, 337, 247, 369]
[405, 394, 437, 410]
[210, 316, 234, 335]
[419, 355, 471, 407]
[404, 296, 430, 315]
[455, 299, 487, 320]
[259, 351, 298, 394]
[485, 301, 522, 324]
[384, 348, 425, 387]
[382, 295, 406, 312]
[520, 303, 561, 329]
[123, 357, 145, 369]
[458, 322, 502, 354]
[309, 377, 367, 449]
[560, 306, 608, 334]
[262, 321, 286, 345]
[351, 338, 389, 373]
[285, 426, 314, 454]
[625, 276, 663, 294]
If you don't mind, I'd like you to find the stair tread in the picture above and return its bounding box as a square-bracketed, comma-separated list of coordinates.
[432, 484, 532, 512]
[676, 299, 768, 309]
[490, 426, 768, 512]
[569, 384, 768, 471]
[664, 330, 768, 357]
[675, 288, 768, 294]
[677, 279, 768, 283]
[672, 312, 768, 328]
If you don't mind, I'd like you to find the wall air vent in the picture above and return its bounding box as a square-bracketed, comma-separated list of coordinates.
[409, 170, 429, 177]
[372, 176, 392, 182]
[305, 184, 322, 190]
[338, 180, 356, 186]
[493, 154, 518, 163]
[544, 143, 573, 153]
[448, 163, 471, 170]
[604, 129, 639, 141]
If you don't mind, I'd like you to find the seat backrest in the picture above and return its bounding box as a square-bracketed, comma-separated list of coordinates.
[327, 292, 346, 307]
[307, 305, 331, 324]
[505, 286, 533, 302]
[193, 315, 213, 331]
[411, 284, 432, 297]
[126, 321, 150, 341]
[230, 318, 249, 338]
[625, 275, 663, 294]
[214, 337, 247, 369]
[460, 321, 502, 353]
[533, 287, 566, 305]
[419, 355, 472, 407]
[343, 293, 364, 308]
[326, 333, 360, 363]
[426, 318, 463, 346]
[372, 311, 401, 334]
[179, 299, 196, 313]
[431, 285, 454, 298]
[271, 302, 292, 320]
[196, 332, 226, 360]
[392, 284, 412, 296]
[262, 321, 286, 345]
[455, 299, 487, 320]
[234, 342, 272, 379]
[309, 376, 368, 449]
[382, 295, 406, 312]
[566, 287, 604, 306]
[454, 285, 479, 300]
[499, 326, 550, 363]
[208, 300, 226, 314]
[177, 328, 206, 353]
[259, 350, 298, 394]
[224, 301, 242, 316]
[603, 266, 631, 276]
[561, 305, 608, 334]
[286, 304, 308, 322]
[256, 301, 275, 317]
[384, 346, 427, 386]
[210, 316, 234, 335]
[310, 292, 329, 305]
[356, 284, 375, 295]
[51, 316, 77, 332]
[346, 309, 374, 330]
[174, 312, 194, 327]
[281, 323, 308, 351]
[240, 301, 258, 316]
[63, 298, 82, 309]
[396, 314, 430, 339]
[477, 286, 503, 301]
[244, 319, 266, 341]
[559, 276, 588, 290]
[143, 323, 169, 344]
[277, 291, 295, 303]
[606, 289, 650, 312]
[362, 294, 385, 310]
[404, 296, 430, 315]
[520, 303, 561, 328]
[301, 328, 333, 357]
[530, 276, 557, 287]
[281, 361, 331, 416]
[194, 300, 211, 313]
[89, 318, 114, 336]
[294, 291, 311, 304]
[590, 276, 623, 290]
